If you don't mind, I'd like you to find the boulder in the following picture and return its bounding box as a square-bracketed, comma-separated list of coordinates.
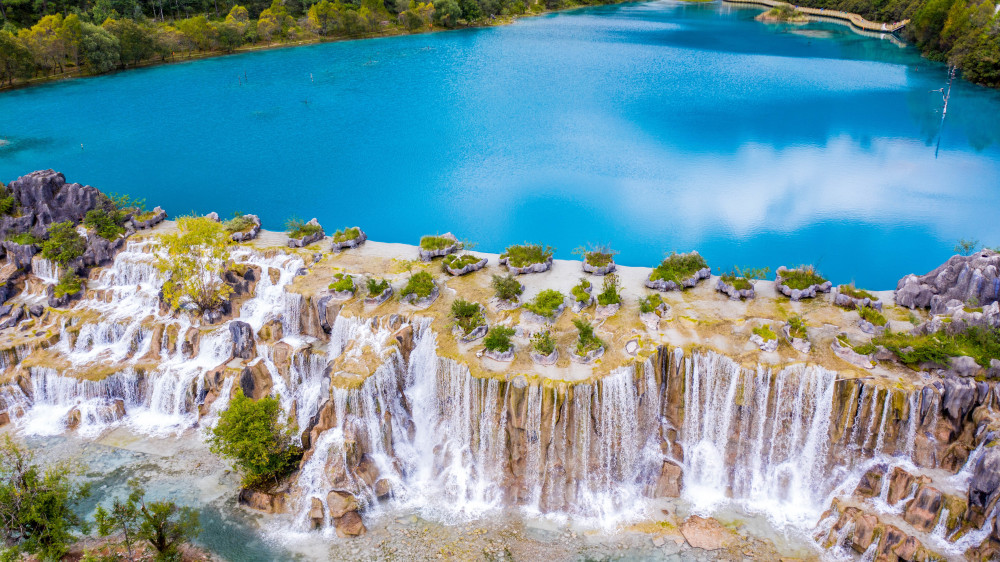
[854, 465, 885, 497]
[896, 250, 1000, 312]
[582, 260, 616, 276]
[774, 266, 833, 301]
[716, 278, 755, 300]
[237, 359, 272, 401]
[903, 485, 943, 532]
[129, 206, 166, 230]
[419, 233, 459, 261]
[238, 488, 287, 513]
[229, 321, 256, 360]
[230, 214, 261, 242]
[887, 466, 916, 505]
[679, 516, 733, 551]
[653, 460, 683, 497]
[309, 497, 324, 529]
[500, 256, 553, 275]
[287, 219, 324, 248]
[333, 510, 366, 537]
[330, 227, 366, 252]
[969, 446, 1000, 515]
[326, 490, 359, 518]
[0, 241, 37, 269]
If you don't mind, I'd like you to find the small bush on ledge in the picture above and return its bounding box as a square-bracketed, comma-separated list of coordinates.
[483, 326, 515, 353]
[596, 274, 622, 306]
[752, 325, 777, 341]
[491, 274, 524, 302]
[443, 253, 486, 276]
[531, 330, 556, 355]
[6, 232, 40, 246]
[647, 251, 710, 291]
[501, 243, 554, 273]
[787, 315, 808, 339]
[523, 289, 565, 320]
[329, 273, 355, 294]
[451, 298, 486, 335]
[53, 271, 83, 298]
[420, 235, 455, 251]
[572, 279, 592, 303]
[285, 217, 323, 239]
[333, 227, 362, 243]
[573, 319, 604, 356]
[367, 278, 390, 296]
[858, 305, 887, 327]
[839, 284, 875, 301]
[575, 244, 618, 275]
[41, 221, 85, 265]
[224, 214, 256, 234]
[401, 271, 436, 300]
[639, 293, 665, 314]
[776, 265, 832, 301]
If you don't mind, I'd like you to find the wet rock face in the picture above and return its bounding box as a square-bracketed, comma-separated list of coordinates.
[903, 485, 943, 532]
[3, 170, 101, 239]
[969, 446, 1000, 512]
[237, 359, 272, 401]
[896, 250, 1000, 312]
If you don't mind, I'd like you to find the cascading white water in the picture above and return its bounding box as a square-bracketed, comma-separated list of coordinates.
[32, 257, 62, 284]
[682, 351, 838, 528]
[17, 367, 140, 438]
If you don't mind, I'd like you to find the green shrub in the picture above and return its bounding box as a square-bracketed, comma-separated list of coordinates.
[502, 243, 554, 268]
[95, 479, 201, 562]
[650, 252, 708, 284]
[328, 273, 355, 293]
[223, 214, 255, 234]
[523, 289, 565, 319]
[752, 325, 777, 341]
[367, 278, 390, 296]
[208, 390, 302, 490]
[574, 244, 618, 268]
[41, 221, 86, 265]
[401, 271, 435, 299]
[6, 232, 40, 246]
[285, 217, 323, 239]
[858, 306, 887, 327]
[491, 274, 523, 301]
[873, 327, 1000, 368]
[531, 330, 555, 355]
[780, 266, 827, 291]
[443, 254, 481, 270]
[54, 272, 83, 298]
[483, 325, 515, 353]
[84, 208, 126, 240]
[839, 284, 875, 301]
[332, 227, 361, 243]
[639, 293, 664, 314]
[597, 273, 622, 306]
[451, 298, 485, 335]
[573, 319, 604, 355]
[0, 184, 17, 217]
[0, 436, 91, 561]
[420, 235, 455, 251]
[787, 315, 807, 339]
[571, 279, 592, 303]
[719, 266, 769, 291]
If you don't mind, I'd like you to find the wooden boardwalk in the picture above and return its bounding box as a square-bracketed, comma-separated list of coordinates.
[725, 0, 909, 33]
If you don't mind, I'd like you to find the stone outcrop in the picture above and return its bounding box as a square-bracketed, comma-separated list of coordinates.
[236, 359, 272, 401]
[330, 227, 366, 251]
[129, 207, 167, 230]
[444, 255, 487, 276]
[582, 260, 615, 276]
[832, 286, 883, 310]
[500, 255, 552, 275]
[644, 252, 710, 291]
[229, 321, 256, 360]
[775, 266, 832, 301]
[896, 250, 1000, 313]
[2, 170, 101, 239]
[230, 214, 261, 242]
[716, 278, 754, 300]
[287, 219, 324, 248]
[400, 285, 438, 307]
[418, 233, 458, 261]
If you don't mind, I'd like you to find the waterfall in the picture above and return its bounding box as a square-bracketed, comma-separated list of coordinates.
[18, 367, 140, 438]
[682, 352, 838, 528]
[32, 257, 61, 284]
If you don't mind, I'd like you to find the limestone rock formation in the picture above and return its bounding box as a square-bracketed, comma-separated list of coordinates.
[229, 321, 256, 360]
[2, 170, 101, 239]
[896, 250, 1000, 313]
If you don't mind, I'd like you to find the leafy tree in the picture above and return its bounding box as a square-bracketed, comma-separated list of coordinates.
[0, 30, 34, 85]
[208, 389, 302, 490]
[79, 21, 119, 73]
[103, 17, 156, 66]
[95, 479, 201, 561]
[155, 215, 233, 313]
[18, 13, 68, 73]
[41, 220, 86, 265]
[84, 208, 126, 240]
[433, 0, 461, 27]
[955, 237, 979, 255]
[0, 436, 91, 561]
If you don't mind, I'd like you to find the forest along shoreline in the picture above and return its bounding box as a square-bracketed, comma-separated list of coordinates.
[0, 0, 628, 93]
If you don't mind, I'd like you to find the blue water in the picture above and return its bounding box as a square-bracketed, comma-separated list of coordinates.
[3, 1, 1000, 289]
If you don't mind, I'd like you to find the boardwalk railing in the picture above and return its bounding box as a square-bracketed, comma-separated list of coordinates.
[725, 0, 910, 33]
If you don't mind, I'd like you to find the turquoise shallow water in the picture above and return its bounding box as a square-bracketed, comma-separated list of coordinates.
[2, 0, 1000, 289]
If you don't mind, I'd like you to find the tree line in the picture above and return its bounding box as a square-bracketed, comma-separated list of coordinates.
[0, 0, 620, 86]
[792, 0, 1000, 87]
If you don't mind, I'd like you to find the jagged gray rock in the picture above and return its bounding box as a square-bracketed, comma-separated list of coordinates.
[2, 170, 101, 239]
[969, 445, 1000, 511]
[229, 321, 256, 360]
[896, 250, 1000, 313]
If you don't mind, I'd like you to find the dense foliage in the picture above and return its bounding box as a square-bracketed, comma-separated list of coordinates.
[490, 273, 522, 301]
[95, 479, 201, 561]
[400, 270, 435, 299]
[779, 265, 827, 290]
[522, 288, 564, 318]
[366, 277, 390, 295]
[596, 273, 621, 306]
[839, 283, 876, 302]
[572, 318, 603, 354]
[53, 271, 84, 297]
[450, 298, 485, 334]
[650, 252, 707, 284]
[571, 278, 591, 303]
[331, 226, 360, 243]
[752, 324, 777, 341]
[328, 272, 354, 292]
[155, 215, 233, 313]
[787, 314, 808, 339]
[530, 329, 555, 355]
[419, 235, 455, 251]
[871, 325, 1000, 367]
[285, 217, 322, 239]
[0, 437, 91, 561]
[638, 293, 663, 314]
[791, 0, 1000, 87]
[442, 253, 480, 270]
[483, 325, 514, 352]
[208, 389, 302, 490]
[41, 220, 86, 265]
[501, 243, 553, 268]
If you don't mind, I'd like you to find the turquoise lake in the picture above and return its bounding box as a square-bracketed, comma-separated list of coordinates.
[2, 0, 1000, 289]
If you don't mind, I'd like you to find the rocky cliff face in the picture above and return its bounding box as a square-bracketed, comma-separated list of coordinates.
[2, 169, 101, 239]
[897, 250, 1000, 313]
